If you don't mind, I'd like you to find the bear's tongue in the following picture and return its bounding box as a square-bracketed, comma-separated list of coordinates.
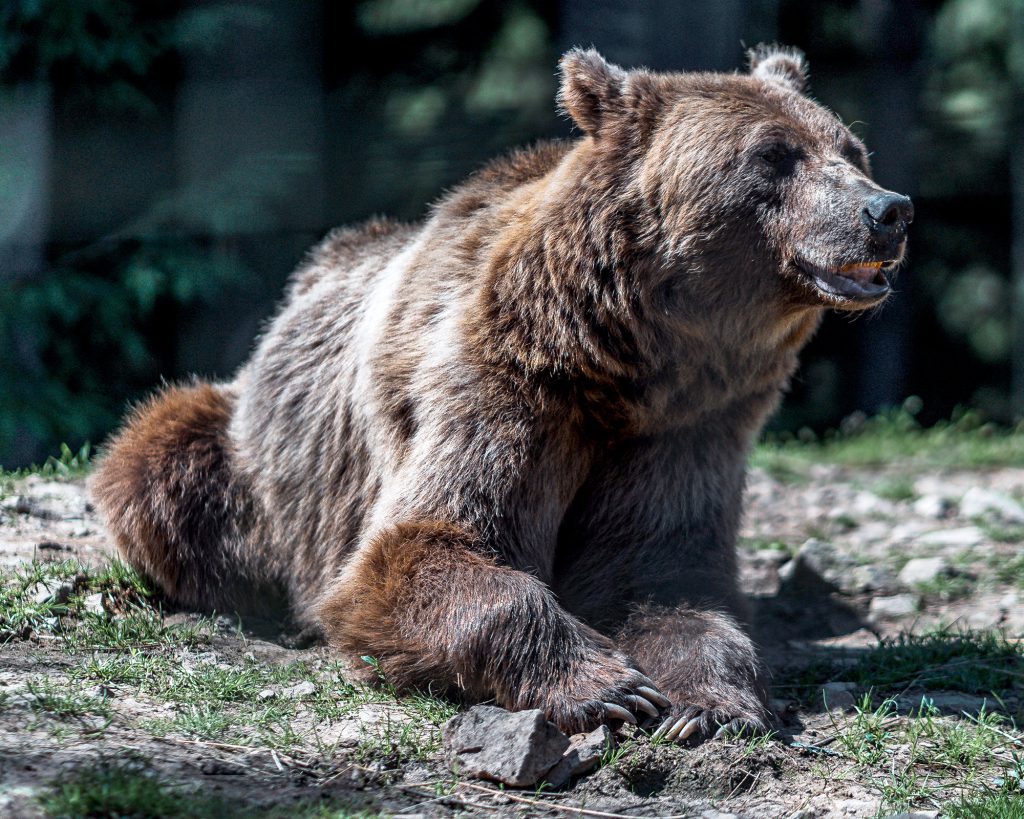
[836, 260, 884, 285]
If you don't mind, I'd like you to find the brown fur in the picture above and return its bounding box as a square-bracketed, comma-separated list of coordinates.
[91, 46, 911, 740]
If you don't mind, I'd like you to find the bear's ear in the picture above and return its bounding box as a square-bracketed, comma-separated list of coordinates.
[748, 44, 808, 94]
[558, 48, 628, 135]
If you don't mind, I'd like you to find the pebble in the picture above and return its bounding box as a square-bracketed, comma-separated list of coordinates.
[820, 681, 857, 711]
[545, 724, 611, 787]
[916, 526, 984, 548]
[911, 494, 949, 519]
[869, 594, 920, 619]
[280, 681, 316, 699]
[897, 557, 949, 586]
[26, 580, 74, 606]
[81, 592, 106, 616]
[959, 486, 1024, 523]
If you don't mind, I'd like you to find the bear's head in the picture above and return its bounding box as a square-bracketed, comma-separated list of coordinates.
[558, 45, 912, 314]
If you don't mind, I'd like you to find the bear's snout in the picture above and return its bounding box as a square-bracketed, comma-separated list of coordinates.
[860, 191, 914, 246]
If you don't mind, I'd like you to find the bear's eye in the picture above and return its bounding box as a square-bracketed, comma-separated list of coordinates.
[758, 144, 793, 166]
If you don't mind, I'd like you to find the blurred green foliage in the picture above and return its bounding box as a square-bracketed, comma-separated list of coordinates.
[2, 0, 1024, 465]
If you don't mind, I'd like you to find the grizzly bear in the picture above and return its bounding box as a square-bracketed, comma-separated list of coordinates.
[92, 45, 912, 742]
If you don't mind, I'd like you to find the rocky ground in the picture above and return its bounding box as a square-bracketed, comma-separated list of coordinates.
[1, 450, 1023, 818]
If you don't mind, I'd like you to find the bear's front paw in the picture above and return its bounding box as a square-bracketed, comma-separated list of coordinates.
[541, 652, 671, 735]
[652, 697, 772, 744]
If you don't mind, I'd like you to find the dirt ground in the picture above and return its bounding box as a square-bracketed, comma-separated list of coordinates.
[1, 462, 1022, 818]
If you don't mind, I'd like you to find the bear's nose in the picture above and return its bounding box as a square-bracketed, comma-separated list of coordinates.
[861, 192, 914, 236]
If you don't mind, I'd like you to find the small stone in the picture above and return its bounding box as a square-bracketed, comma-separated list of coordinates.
[445, 705, 569, 787]
[912, 495, 949, 519]
[545, 724, 610, 787]
[835, 799, 878, 815]
[257, 688, 277, 701]
[897, 557, 950, 587]
[280, 681, 316, 699]
[81, 592, 106, 616]
[881, 812, 939, 819]
[820, 682, 856, 711]
[916, 526, 984, 548]
[869, 594, 920, 619]
[851, 491, 894, 517]
[779, 539, 846, 591]
[26, 580, 74, 606]
[960, 487, 1024, 523]
[843, 565, 897, 595]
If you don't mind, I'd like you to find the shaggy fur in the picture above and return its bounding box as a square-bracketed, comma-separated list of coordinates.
[92, 46, 911, 739]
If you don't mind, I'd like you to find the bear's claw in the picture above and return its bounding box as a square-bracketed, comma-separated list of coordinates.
[603, 703, 637, 724]
[653, 705, 768, 744]
[637, 685, 671, 708]
[625, 693, 660, 718]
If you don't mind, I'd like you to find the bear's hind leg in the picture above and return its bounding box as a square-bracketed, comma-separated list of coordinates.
[318, 521, 669, 734]
[91, 382, 273, 614]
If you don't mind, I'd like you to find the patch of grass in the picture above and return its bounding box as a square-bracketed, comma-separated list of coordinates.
[775, 629, 1024, 706]
[947, 794, 1024, 819]
[874, 477, 917, 503]
[845, 629, 1024, 696]
[913, 573, 976, 602]
[75, 649, 455, 759]
[0, 559, 212, 649]
[981, 523, 1024, 545]
[740, 537, 794, 555]
[31, 760, 348, 818]
[23, 676, 112, 722]
[831, 694, 898, 766]
[144, 702, 237, 741]
[40, 762, 194, 819]
[1, 442, 93, 486]
[829, 694, 1024, 813]
[755, 405, 1024, 469]
[0, 559, 81, 640]
[992, 553, 1024, 588]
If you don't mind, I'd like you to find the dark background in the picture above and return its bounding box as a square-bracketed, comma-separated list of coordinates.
[1, 0, 1021, 468]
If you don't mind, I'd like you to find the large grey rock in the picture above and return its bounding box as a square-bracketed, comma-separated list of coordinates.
[545, 724, 610, 788]
[897, 557, 950, 587]
[445, 705, 569, 787]
[960, 487, 1024, 523]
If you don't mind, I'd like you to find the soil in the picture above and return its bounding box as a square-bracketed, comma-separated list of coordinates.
[1, 464, 1022, 818]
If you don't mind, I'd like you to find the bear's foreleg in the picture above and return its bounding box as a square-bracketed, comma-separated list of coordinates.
[317, 520, 668, 734]
[615, 605, 772, 742]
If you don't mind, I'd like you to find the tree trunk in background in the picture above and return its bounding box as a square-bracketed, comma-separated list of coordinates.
[174, 0, 325, 378]
[1010, 4, 1024, 417]
[558, 0, 777, 72]
[854, 0, 921, 415]
[0, 83, 52, 466]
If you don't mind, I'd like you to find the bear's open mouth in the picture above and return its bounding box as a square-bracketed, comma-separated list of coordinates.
[794, 257, 895, 301]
